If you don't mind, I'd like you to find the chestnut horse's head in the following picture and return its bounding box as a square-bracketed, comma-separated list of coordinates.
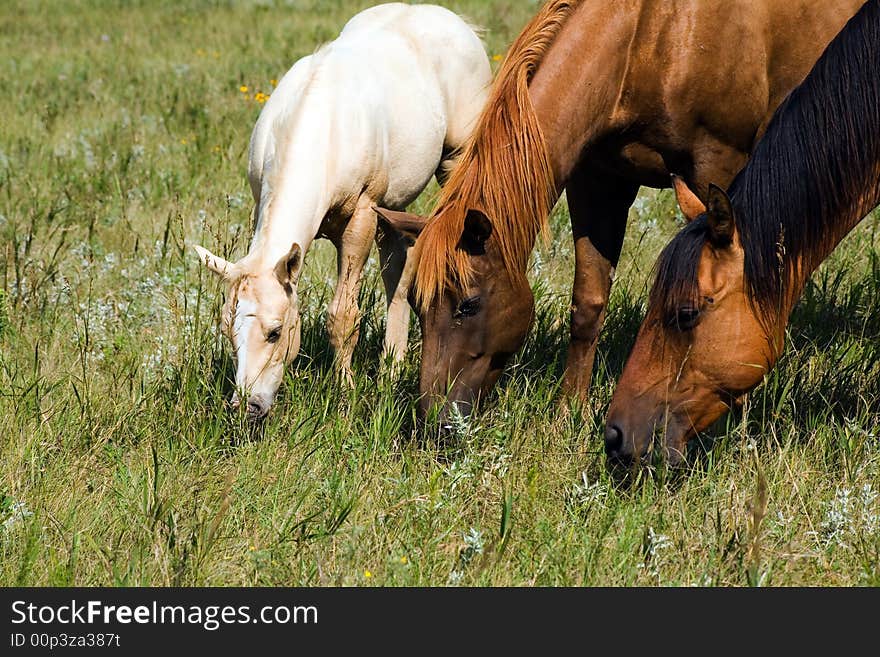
[605, 178, 784, 467]
[376, 206, 535, 428]
[193, 243, 303, 420]
[370, 0, 573, 429]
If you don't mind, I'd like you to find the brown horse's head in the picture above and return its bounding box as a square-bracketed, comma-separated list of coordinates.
[376, 206, 535, 428]
[605, 178, 784, 467]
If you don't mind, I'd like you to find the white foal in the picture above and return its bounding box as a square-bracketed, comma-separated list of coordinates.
[194, 3, 491, 419]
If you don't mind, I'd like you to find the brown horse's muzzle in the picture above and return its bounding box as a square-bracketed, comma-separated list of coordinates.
[604, 401, 691, 469]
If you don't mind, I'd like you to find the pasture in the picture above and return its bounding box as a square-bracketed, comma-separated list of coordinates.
[1, 0, 878, 586]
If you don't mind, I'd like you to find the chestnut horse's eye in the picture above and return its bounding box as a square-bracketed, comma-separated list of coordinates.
[267, 327, 282, 343]
[453, 296, 481, 319]
[673, 306, 701, 331]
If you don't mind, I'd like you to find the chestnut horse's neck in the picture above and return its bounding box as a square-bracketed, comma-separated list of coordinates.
[528, 1, 634, 190]
[412, 0, 632, 306]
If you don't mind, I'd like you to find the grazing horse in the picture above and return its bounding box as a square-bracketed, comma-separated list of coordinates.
[193, 3, 490, 419]
[377, 0, 865, 427]
[605, 0, 880, 466]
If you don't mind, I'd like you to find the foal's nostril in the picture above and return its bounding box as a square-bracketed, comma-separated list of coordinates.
[247, 400, 267, 419]
[604, 423, 624, 456]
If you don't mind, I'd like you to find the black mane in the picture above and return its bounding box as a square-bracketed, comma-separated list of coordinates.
[652, 0, 880, 325]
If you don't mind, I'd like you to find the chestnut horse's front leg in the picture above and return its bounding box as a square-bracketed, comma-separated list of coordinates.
[562, 167, 638, 404]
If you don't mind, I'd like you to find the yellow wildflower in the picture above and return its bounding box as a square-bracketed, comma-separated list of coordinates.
[270, 79, 278, 87]
[400, 556, 408, 564]
[364, 569, 372, 578]
[239, 85, 248, 93]
[492, 54, 503, 61]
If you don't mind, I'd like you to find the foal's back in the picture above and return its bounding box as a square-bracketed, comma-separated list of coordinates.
[248, 2, 489, 213]
[338, 2, 489, 148]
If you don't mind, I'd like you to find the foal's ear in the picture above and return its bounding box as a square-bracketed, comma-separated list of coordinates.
[706, 184, 736, 247]
[274, 242, 302, 288]
[374, 206, 429, 245]
[671, 174, 706, 221]
[193, 244, 237, 279]
[457, 209, 493, 255]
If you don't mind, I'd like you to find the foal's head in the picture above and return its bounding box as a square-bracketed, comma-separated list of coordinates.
[605, 179, 784, 467]
[194, 243, 302, 420]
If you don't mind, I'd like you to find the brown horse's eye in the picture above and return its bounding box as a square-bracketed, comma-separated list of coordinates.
[673, 306, 701, 331]
[267, 327, 282, 343]
[454, 296, 481, 319]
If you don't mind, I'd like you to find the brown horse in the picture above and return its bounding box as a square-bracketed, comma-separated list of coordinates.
[605, 0, 880, 467]
[377, 0, 866, 427]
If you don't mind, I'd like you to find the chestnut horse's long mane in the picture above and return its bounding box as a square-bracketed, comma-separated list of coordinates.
[652, 0, 880, 327]
[413, 0, 580, 307]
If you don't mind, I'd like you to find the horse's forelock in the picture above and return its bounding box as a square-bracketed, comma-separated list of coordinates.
[648, 217, 709, 325]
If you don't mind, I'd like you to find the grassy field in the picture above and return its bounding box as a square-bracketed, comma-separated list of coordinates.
[1, 0, 878, 587]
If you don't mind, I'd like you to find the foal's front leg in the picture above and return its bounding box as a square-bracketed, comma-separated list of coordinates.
[376, 223, 415, 369]
[327, 196, 377, 383]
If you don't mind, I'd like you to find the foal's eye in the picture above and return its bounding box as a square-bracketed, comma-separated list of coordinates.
[673, 306, 701, 330]
[453, 296, 481, 319]
[266, 327, 282, 343]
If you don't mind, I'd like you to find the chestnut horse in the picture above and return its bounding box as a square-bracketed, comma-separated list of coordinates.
[605, 0, 880, 466]
[377, 0, 865, 427]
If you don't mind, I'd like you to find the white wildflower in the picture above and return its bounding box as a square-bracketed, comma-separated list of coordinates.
[571, 471, 609, 505]
[818, 483, 879, 548]
[2, 501, 34, 533]
[463, 527, 484, 555]
[640, 526, 672, 579]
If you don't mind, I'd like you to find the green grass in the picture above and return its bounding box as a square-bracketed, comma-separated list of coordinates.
[1, 0, 878, 587]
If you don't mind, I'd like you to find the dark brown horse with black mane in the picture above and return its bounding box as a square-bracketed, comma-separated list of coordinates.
[376, 0, 865, 426]
[605, 0, 880, 467]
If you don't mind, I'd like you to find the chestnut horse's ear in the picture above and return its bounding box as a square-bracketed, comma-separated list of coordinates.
[706, 184, 736, 247]
[671, 174, 706, 221]
[274, 242, 302, 288]
[374, 206, 429, 244]
[458, 209, 493, 255]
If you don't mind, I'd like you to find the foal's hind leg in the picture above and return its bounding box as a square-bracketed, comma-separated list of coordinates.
[563, 168, 639, 404]
[327, 195, 377, 383]
[435, 150, 456, 187]
[376, 223, 415, 369]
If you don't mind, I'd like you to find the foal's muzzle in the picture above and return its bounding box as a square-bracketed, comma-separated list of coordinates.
[231, 392, 270, 421]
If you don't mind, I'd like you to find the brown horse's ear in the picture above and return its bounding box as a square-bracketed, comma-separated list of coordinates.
[374, 206, 429, 244]
[458, 209, 493, 255]
[671, 174, 706, 221]
[274, 242, 302, 288]
[706, 184, 736, 247]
